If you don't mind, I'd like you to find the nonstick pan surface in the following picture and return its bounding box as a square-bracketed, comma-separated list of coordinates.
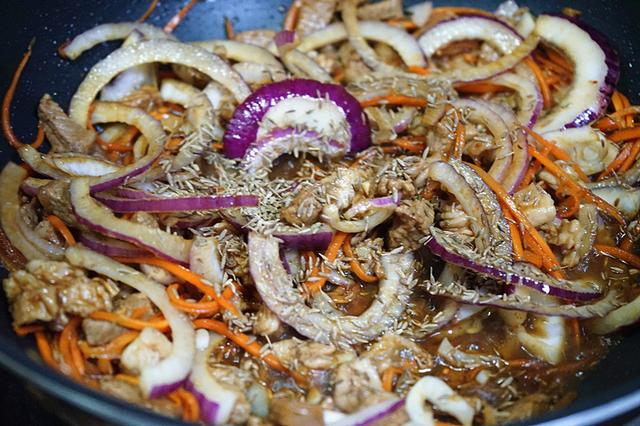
[0, 1, 639, 425]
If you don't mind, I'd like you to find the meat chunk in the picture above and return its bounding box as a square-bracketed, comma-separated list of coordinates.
[83, 292, 153, 345]
[542, 205, 597, 267]
[513, 183, 556, 227]
[365, 334, 433, 373]
[234, 29, 277, 49]
[281, 186, 322, 226]
[37, 180, 78, 228]
[332, 357, 392, 412]
[252, 305, 284, 337]
[38, 94, 95, 154]
[375, 175, 416, 199]
[270, 338, 355, 373]
[121, 327, 172, 375]
[3, 260, 119, 326]
[218, 230, 251, 286]
[388, 199, 435, 250]
[439, 201, 475, 239]
[296, 0, 337, 36]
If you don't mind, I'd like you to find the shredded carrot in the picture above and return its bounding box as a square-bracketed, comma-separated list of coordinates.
[609, 106, 640, 121]
[35, 331, 58, 370]
[534, 55, 571, 78]
[137, 0, 159, 23]
[14, 324, 44, 336]
[97, 137, 135, 152]
[283, 0, 302, 31]
[557, 194, 581, 218]
[519, 145, 551, 190]
[60, 318, 82, 380]
[611, 91, 627, 126]
[467, 163, 566, 279]
[390, 137, 425, 153]
[167, 283, 226, 315]
[171, 388, 200, 422]
[163, 0, 198, 33]
[594, 116, 620, 132]
[224, 16, 235, 40]
[620, 236, 634, 252]
[524, 128, 589, 182]
[360, 95, 427, 109]
[407, 65, 430, 76]
[343, 236, 378, 283]
[618, 139, 640, 173]
[608, 126, 640, 143]
[431, 6, 494, 18]
[594, 244, 640, 269]
[303, 231, 348, 293]
[79, 330, 139, 359]
[452, 120, 466, 159]
[387, 18, 418, 30]
[599, 141, 634, 180]
[524, 57, 552, 109]
[97, 358, 113, 375]
[620, 92, 634, 128]
[114, 373, 140, 386]
[454, 82, 509, 94]
[523, 250, 543, 268]
[2, 39, 44, 150]
[114, 257, 240, 316]
[504, 210, 524, 261]
[544, 46, 573, 74]
[88, 310, 170, 332]
[46, 215, 76, 246]
[528, 146, 625, 224]
[381, 366, 403, 392]
[193, 319, 307, 386]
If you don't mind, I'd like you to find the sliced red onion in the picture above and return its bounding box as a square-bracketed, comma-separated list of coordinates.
[65, 245, 195, 398]
[427, 265, 621, 319]
[242, 128, 347, 174]
[223, 79, 370, 158]
[20, 178, 50, 197]
[93, 193, 258, 213]
[342, 195, 399, 219]
[426, 228, 602, 301]
[70, 178, 192, 264]
[533, 14, 620, 132]
[451, 98, 513, 182]
[590, 293, 640, 334]
[112, 187, 158, 199]
[487, 72, 542, 128]
[78, 232, 148, 258]
[274, 30, 296, 47]
[326, 399, 405, 426]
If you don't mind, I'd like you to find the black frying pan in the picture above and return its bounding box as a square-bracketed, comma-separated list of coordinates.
[0, 1, 639, 425]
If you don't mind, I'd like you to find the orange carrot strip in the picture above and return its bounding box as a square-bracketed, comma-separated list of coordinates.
[519, 145, 551, 189]
[174, 388, 200, 422]
[618, 140, 640, 173]
[224, 17, 235, 39]
[115, 373, 140, 386]
[523, 250, 543, 268]
[528, 146, 625, 224]
[163, 0, 198, 33]
[598, 141, 634, 180]
[97, 358, 113, 375]
[407, 65, 430, 75]
[544, 46, 573, 74]
[360, 95, 428, 108]
[467, 163, 566, 278]
[619, 92, 634, 128]
[391, 137, 426, 153]
[69, 322, 85, 376]
[452, 120, 466, 159]
[343, 237, 378, 283]
[594, 116, 620, 132]
[167, 283, 221, 315]
[524, 128, 589, 182]
[47, 215, 76, 246]
[611, 91, 626, 127]
[381, 366, 403, 392]
[303, 232, 348, 293]
[504, 210, 524, 261]
[14, 324, 44, 336]
[114, 257, 240, 316]
[2, 39, 43, 150]
[79, 331, 139, 359]
[609, 106, 640, 121]
[137, 0, 159, 23]
[609, 126, 640, 143]
[193, 319, 307, 386]
[387, 18, 419, 30]
[35, 331, 58, 369]
[432, 7, 494, 18]
[525, 57, 552, 109]
[283, 0, 302, 31]
[557, 194, 581, 218]
[88, 310, 170, 332]
[594, 244, 640, 269]
[60, 318, 82, 380]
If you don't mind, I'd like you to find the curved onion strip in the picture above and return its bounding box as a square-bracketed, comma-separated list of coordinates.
[0, 163, 50, 260]
[533, 15, 619, 132]
[61, 22, 171, 60]
[426, 265, 621, 318]
[78, 232, 147, 258]
[322, 204, 395, 233]
[70, 178, 192, 264]
[406, 376, 475, 426]
[248, 232, 414, 347]
[186, 333, 237, 425]
[93, 192, 258, 213]
[488, 72, 543, 128]
[89, 102, 166, 193]
[20, 177, 50, 197]
[193, 40, 283, 68]
[18, 146, 70, 179]
[50, 154, 120, 177]
[589, 293, 640, 334]
[279, 49, 332, 82]
[451, 98, 513, 182]
[66, 245, 195, 398]
[69, 39, 250, 126]
[297, 21, 427, 68]
[17, 217, 65, 260]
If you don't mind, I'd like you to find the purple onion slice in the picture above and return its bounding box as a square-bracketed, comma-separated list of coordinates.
[93, 192, 258, 213]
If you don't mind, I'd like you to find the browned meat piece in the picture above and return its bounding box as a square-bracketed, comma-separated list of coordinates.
[352, 237, 385, 278]
[356, 0, 403, 20]
[38, 94, 95, 154]
[218, 231, 251, 286]
[388, 199, 435, 250]
[3, 260, 119, 326]
[332, 357, 393, 412]
[376, 175, 416, 198]
[234, 29, 277, 49]
[100, 378, 181, 418]
[280, 186, 322, 226]
[82, 293, 153, 346]
[296, 0, 338, 36]
[36, 179, 78, 228]
[252, 305, 284, 337]
[269, 397, 324, 426]
[270, 338, 355, 373]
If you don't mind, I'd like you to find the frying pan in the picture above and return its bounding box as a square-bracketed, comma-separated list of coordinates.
[0, 1, 638, 425]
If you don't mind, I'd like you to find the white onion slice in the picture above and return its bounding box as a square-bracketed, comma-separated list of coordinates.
[406, 376, 475, 426]
[516, 314, 566, 364]
[65, 245, 195, 397]
[408, 2, 433, 27]
[542, 127, 618, 175]
[61, 22, 171, 60]
[193, 40, 283, 68]
[297, 21, 427, 68]
[69, 39, 250, 127]
[487, 72, 542, 128]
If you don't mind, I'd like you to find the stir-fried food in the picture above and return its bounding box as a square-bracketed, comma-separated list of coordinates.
[1, 1, 639, 424]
